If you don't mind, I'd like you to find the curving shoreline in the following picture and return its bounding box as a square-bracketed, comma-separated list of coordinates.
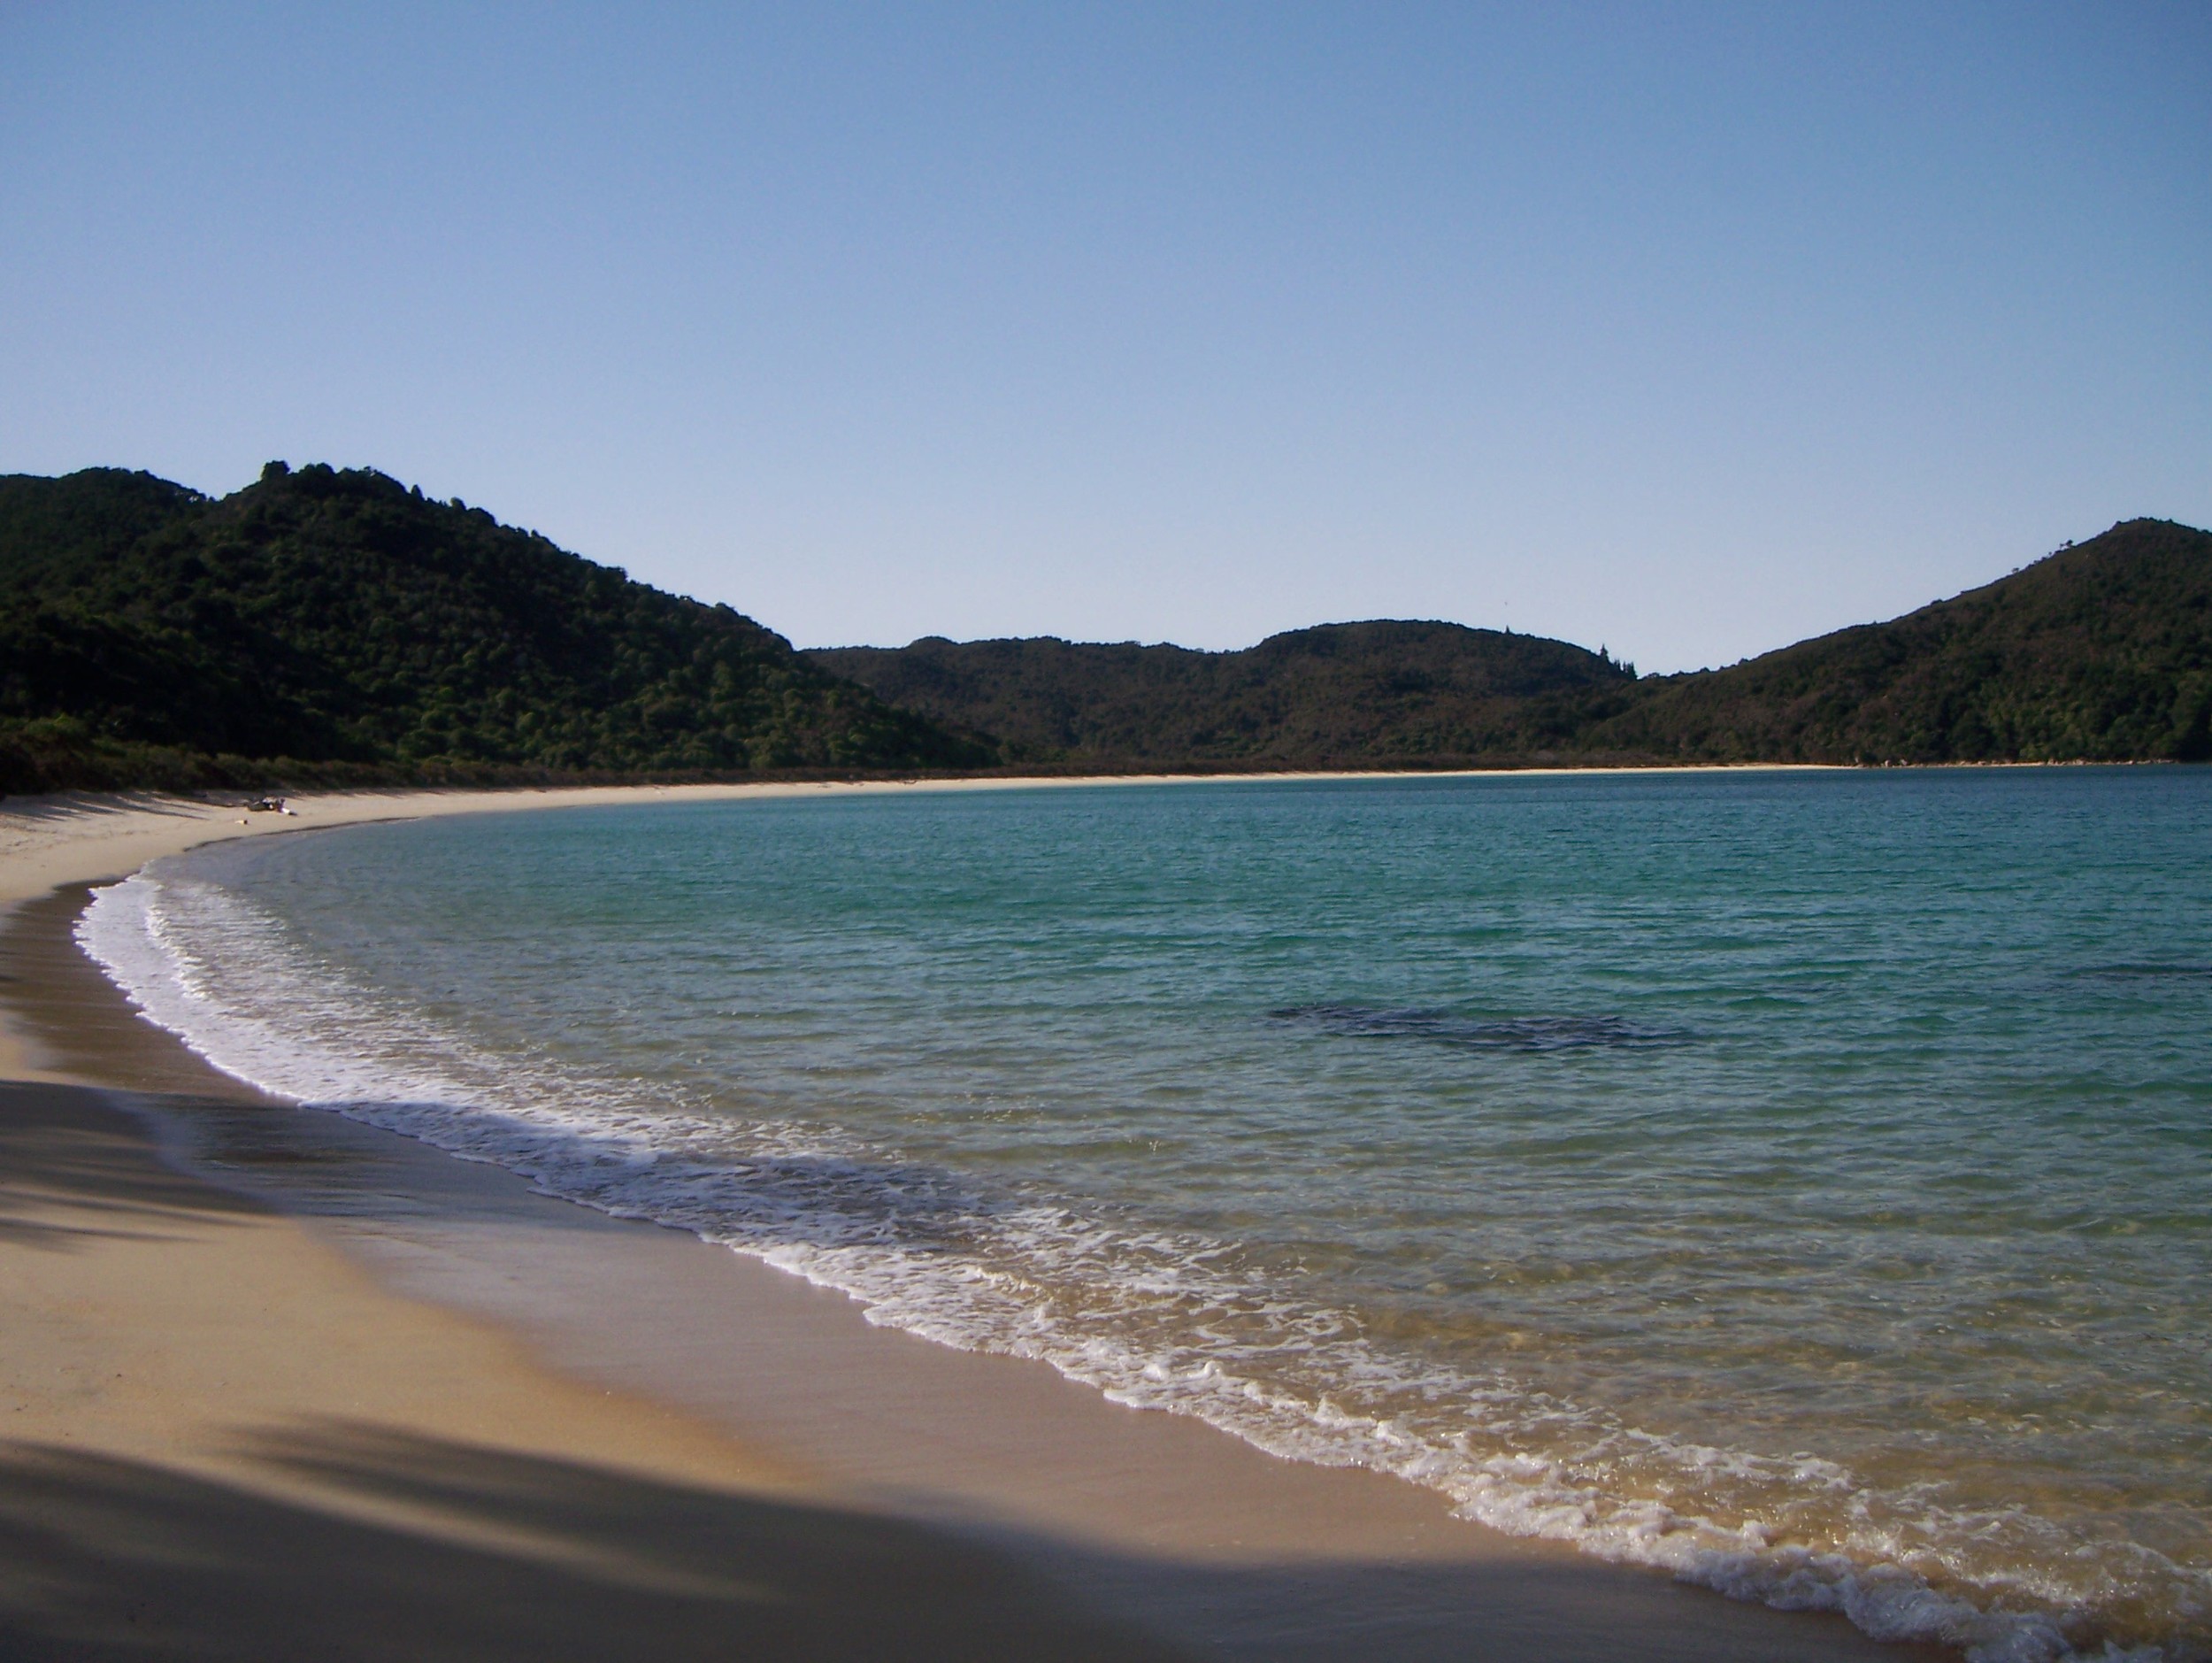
[0, 784, 1949, 1661]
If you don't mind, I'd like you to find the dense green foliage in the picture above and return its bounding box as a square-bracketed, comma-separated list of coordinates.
[1582, 519, 2212, 763]
[815, 520, 2212, 768]
[4, 460, 2201, 794]
[810, 623, 1637, 767]
[0, 464, 988, 792]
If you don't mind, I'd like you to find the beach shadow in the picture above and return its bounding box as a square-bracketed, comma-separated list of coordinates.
[0, 896, 1957, 1662]
[0, 790, 216, 826]
[0, 1081, 1953, 1663]
[0, 1080, 263, 1250]
[0, 1422, 1949, 1663]
[0, 1424, 1186, 1662]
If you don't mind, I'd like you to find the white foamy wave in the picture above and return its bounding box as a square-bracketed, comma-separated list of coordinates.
[76, 868, 2203, 1663]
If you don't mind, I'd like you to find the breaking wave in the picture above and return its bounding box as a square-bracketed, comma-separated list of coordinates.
[77, 866, 2207, 1663]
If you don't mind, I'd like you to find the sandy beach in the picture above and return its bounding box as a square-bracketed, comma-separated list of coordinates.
[0, 783, 1948, 1660]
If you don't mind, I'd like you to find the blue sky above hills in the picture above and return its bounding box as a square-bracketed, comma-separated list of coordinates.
[4, 4, 2205, 670]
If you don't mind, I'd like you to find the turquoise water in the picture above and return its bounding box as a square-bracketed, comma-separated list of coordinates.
[82, 770, 2212, 1660]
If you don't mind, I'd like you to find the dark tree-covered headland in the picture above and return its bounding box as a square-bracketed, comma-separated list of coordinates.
[812, 518, 2212, 769]
[0, 464, 990, 792]
[807, 623, 1640, 768]
[1573, 518, 2212, 765]
[2, 459, 2205, 795]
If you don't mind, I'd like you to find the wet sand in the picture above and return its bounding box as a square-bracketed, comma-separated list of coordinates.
[0, 788, 1947, 1659]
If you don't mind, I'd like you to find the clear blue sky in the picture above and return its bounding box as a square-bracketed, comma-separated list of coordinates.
[4, 4, 2206, 671]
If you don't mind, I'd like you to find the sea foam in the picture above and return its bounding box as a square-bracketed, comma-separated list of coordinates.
[77, 866, 2201, 1663]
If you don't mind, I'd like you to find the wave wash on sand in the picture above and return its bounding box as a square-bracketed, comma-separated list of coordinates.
[76, 857, 2208, 1663]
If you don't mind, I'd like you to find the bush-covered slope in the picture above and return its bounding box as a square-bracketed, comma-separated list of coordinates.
[1584, 519, 2212, 763]
[0, 468, 207, 585]
[0, 463, 989, 791]
[809, 621, 1637, 766]
[817, 520, 2212, 769]
[7, 463, 2199, 793]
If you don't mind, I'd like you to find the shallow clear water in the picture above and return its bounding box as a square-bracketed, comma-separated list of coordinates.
[81, 771, 2212, 1660]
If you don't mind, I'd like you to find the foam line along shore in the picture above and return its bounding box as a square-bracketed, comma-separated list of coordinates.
[0, 781, 1965, 1663]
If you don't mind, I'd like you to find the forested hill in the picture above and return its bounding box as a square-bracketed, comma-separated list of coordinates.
[812, 519, 2211, 768]
[4, 462, 2201, 794]
[0, 464, 988, 791]
[806, 623, 1638, 767]
[1583, 518, 2212, 764]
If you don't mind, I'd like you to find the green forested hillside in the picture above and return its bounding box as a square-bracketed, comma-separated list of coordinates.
[4, 461, 2201, 794]
[808, 622, 1637, 767]
[0, 464, 987, 791]
[815, 519, 2212, 769]
[1585, 518, 2212, 763]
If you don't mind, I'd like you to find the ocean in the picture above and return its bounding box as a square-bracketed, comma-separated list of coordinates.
[78, 768, 2212, 1661]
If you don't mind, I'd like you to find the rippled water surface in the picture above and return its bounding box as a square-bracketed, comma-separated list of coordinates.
[82, 770, 2212, 1660]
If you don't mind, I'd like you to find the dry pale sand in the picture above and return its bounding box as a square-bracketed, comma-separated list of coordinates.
[0, 785, 1950, 1660]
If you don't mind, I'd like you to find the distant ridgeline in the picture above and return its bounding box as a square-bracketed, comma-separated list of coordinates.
[2, 460, 2206, 794]
[0, 463, 989, 792]
[1579, 518, 2212, 765]
[812, 517, 2212, 769]
[807, 624, 1641, 768]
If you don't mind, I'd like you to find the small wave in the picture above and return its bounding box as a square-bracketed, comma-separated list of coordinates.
[75, 870, 2206, 1663]
[1268, 1004, 1687, 1052]
[2069, 963, 2212, 982]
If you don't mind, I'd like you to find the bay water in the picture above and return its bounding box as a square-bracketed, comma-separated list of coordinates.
[80, 769, 2212, 1660]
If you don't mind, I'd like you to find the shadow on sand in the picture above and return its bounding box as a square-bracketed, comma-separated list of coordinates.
[0, 1082, 262, 1249]
[0, 792, 224, 828]
[0, 888, 1954, 1663]
[0, 1075, 1955, 1663]
[3, 1415, 1951, 1663]
[0, 1424, 1200, 1663]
